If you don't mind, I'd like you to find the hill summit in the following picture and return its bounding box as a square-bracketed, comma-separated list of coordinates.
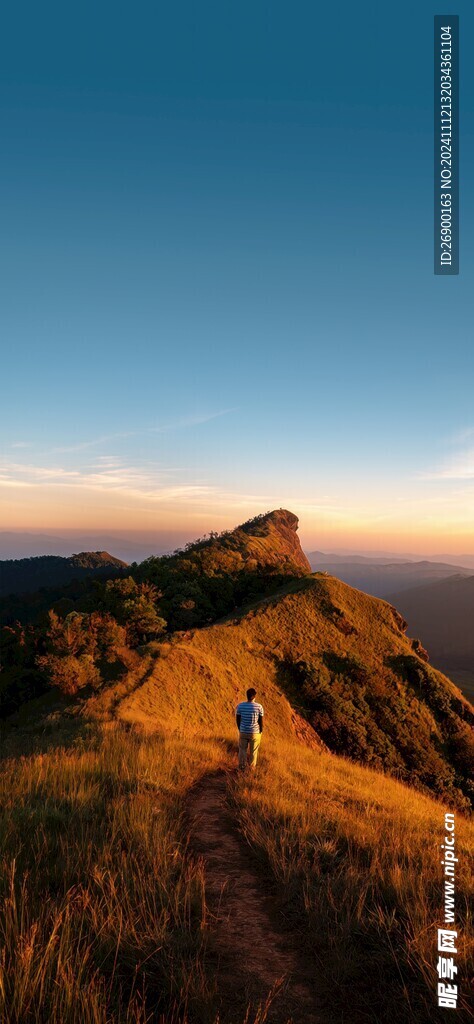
[172, 508, 311, 575]
[132, 509, 311, 631]
[203, 508, 311, 574]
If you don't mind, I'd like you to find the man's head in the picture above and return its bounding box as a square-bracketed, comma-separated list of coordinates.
[246, 688, 257, 701]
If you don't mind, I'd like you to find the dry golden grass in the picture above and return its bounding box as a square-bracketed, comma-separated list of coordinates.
[1, 706, 472, 1023]
[0, 720, 229, 1023]
[2, 569, 473, 1022]
[109, 575, 473, 813]
[114, 574, 472, 732]
[230, 738, 474, 1023]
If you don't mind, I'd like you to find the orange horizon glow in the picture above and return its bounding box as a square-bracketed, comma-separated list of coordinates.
[2, 483, 474, 556]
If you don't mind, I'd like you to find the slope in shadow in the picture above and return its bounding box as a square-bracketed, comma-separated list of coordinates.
[186, 769, 323, 1024]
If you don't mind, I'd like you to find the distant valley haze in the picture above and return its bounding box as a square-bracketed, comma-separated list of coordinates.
[0, 530, 192, 564]
[2, 527, 474, 569]
[307, 551, 473, 597]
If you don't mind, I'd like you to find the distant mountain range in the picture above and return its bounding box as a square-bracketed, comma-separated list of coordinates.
[0, 551, 127, 598]
[307, 548, 474, 568]
[0, 531, 169, 564]
[391, 575, 474, 700]
[306, 551, 472, 598]
[307, 550, 411, 565]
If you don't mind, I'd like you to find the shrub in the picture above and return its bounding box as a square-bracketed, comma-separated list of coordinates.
[36, 653, 101, 695]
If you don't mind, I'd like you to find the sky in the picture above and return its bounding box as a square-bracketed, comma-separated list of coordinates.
[1, 1, 474, 555]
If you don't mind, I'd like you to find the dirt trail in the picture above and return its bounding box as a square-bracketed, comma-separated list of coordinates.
[186, 769, 323, 1024]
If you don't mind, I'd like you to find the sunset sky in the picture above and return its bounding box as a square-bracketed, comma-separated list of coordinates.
[2, 1, 474, 555]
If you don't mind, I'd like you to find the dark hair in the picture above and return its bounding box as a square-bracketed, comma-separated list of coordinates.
[247, 688, 257, 700]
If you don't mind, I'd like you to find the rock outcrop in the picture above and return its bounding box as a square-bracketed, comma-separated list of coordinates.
[236, 509, 311, 574]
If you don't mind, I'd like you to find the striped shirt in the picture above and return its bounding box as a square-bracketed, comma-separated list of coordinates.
[236, 700, 264, 734]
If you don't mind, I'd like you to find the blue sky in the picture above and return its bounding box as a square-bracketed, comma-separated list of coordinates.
[1, 1, 474, 552]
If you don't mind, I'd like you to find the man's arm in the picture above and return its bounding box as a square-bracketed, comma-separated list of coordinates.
[258, 713, 263, 733]
[236, 713, 241, 730]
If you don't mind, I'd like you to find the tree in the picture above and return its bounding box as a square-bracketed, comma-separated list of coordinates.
[35, 609, 123, 695]
[37, 652, 101, 695]
[89, 611, 126, 660]
[102, 578, 166, 645]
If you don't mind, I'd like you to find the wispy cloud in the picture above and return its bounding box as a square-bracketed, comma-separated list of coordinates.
[0, 453, 347, 522]
[448, 425, 474, 446]
[5, 450, 473, 538]
[1, 458, 167, 492]
[153, 410, 237, 431]
[416, 426, 474, 481]
[0, 455, 219, 507]
[45, 409, 236, 455]
[417, 446, 474, 481]
[47, 433, 137, 455]
[4, 463, 82, 481]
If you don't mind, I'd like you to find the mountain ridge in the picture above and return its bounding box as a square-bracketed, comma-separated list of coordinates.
[3, 508, 473, 811]
[0, 550, 128, 598]
[91, 571, 474, 812]
[306, 553, 471, 598]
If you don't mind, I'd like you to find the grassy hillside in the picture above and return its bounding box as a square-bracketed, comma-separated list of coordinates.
[101, 573, 474, 812]
[231, 740, 474, 1023]
[0, 718, 225, 1024]
[2, 509, 473, 1022]
[2, 509, 472, 809]
[1, 708, 472, 1023]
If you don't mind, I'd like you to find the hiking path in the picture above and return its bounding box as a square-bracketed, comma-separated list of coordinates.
[186, 768, 324, 1024]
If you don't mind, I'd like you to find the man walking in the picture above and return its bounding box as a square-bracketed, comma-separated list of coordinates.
[236, 688, 264, 770]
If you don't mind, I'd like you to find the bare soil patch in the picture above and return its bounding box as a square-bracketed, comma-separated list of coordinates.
[186, 769, 323, 1024]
